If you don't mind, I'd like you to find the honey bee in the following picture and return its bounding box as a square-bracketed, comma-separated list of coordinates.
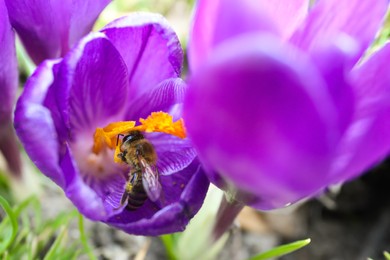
[116, 130, 162, 210]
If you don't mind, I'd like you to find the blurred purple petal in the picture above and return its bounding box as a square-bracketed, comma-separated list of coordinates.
[68, 0, 111, 45]
[291, 0, 388, 62]
[258, 0, 309, 39]
[331, 43, 390, 182]
[4, 0, 110, 64]
[189, 0, 277, 73]
[186, 0, 390, 212]
[101, 13, 183, 100]
[185, 35, 339, 208]
[0, 0, 20, 176]
[0, 0, 17, 123]
[310, 37, 357, 136]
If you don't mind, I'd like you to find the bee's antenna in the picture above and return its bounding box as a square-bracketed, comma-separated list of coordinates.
[116, 134, 124, 146]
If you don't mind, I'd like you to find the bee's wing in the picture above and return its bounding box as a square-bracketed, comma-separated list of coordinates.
[139, 158, 162, 202]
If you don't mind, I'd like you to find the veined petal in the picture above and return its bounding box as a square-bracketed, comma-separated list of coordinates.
[4, 0, 110, 64]
[106, 161, 209, 236]
[185, 34, 339, 208]
[101, 13, 183, 100]
[147, 133, 197, 176]
[0, 0, 17, 123]
[331, 43, 390, 182]
[56, 32, 129, 137]
[14, 60, 65, 187]
[179, 162, 209, 214]
[189, 0, 277, 73]
[291, 0, 388, 62]
[126, 78, 186, 120]
[61, 145, 121, 220]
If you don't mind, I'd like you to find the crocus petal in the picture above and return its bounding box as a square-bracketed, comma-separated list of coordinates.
[0, 0, 17, 123]
[310, 36, 357, 136]
[179, 162, 210, 215]
[331, 43, 390, 182]
[126, 77, 197, 175]
[148, 133, 197, 176]
[14, 60, 65, 187]
[61, 145, 110, 221]
[291, 0, 388, 62]
[106, 162, 209, 236]
[55, 33, 129, 136]
[189, 0, 278, 73]
[4, 0, 111, 64]
[258, 0, 309, 39]
[0, 0, 20, 175]
[0, 123, 21, 175]
[185, 35, 339, 209]
[101, 13, 183, 100]
[126, 78, 186, 120]
[68, 0, 112, 45]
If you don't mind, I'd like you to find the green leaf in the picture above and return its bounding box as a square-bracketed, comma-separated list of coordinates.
[160, 234, 177, 260]
[0, 172, 12, 203]
[248, 238, 311, 260]
[384, 251, 390, 260]
[0, 195, 18, 255]
[43, 226, 68, 260]
[78, 214, 96, 260]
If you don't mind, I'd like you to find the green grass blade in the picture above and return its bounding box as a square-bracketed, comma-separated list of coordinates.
[0, 196, 18, 254]
[42, 226, 67, 260]
[249, 238, 311, 260]
[160, 234, 177, 260]
[78, 214, 96, 260]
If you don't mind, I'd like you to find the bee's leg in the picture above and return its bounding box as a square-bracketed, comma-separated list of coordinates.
[113, 191, 129, 210]
[116, 134, 124, 146]
[120, 192, 129, 206]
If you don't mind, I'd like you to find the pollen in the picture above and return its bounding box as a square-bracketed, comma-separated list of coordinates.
[93, 111, 186, 155]
[139, 112, 186, 138]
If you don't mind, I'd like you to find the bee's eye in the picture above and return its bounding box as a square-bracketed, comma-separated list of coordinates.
[123, 131, 144, 144]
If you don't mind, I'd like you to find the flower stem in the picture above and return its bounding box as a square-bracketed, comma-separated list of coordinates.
[0, 122, 21, 178]
[213, 195, 244, 241]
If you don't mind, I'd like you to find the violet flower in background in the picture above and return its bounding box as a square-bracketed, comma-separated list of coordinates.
[185, 0, 390, 211]
[4, 0, 111, 65]
[14, 13, 209, 235]
[0, 0, 21, 177]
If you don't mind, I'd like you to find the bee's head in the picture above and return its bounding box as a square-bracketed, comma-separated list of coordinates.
[122, 131, 144, 145]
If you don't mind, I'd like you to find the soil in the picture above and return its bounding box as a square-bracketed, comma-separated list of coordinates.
[280, 159, 390, 260]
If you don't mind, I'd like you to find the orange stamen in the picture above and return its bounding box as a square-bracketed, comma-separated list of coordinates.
[93, 112, 186, 157]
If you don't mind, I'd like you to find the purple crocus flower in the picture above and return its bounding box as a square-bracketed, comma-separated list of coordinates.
[14, 13, 209, 235]
[184, 0, 390, 210]
[0, 0, 21, 176]
[4, 0, 111, 65]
